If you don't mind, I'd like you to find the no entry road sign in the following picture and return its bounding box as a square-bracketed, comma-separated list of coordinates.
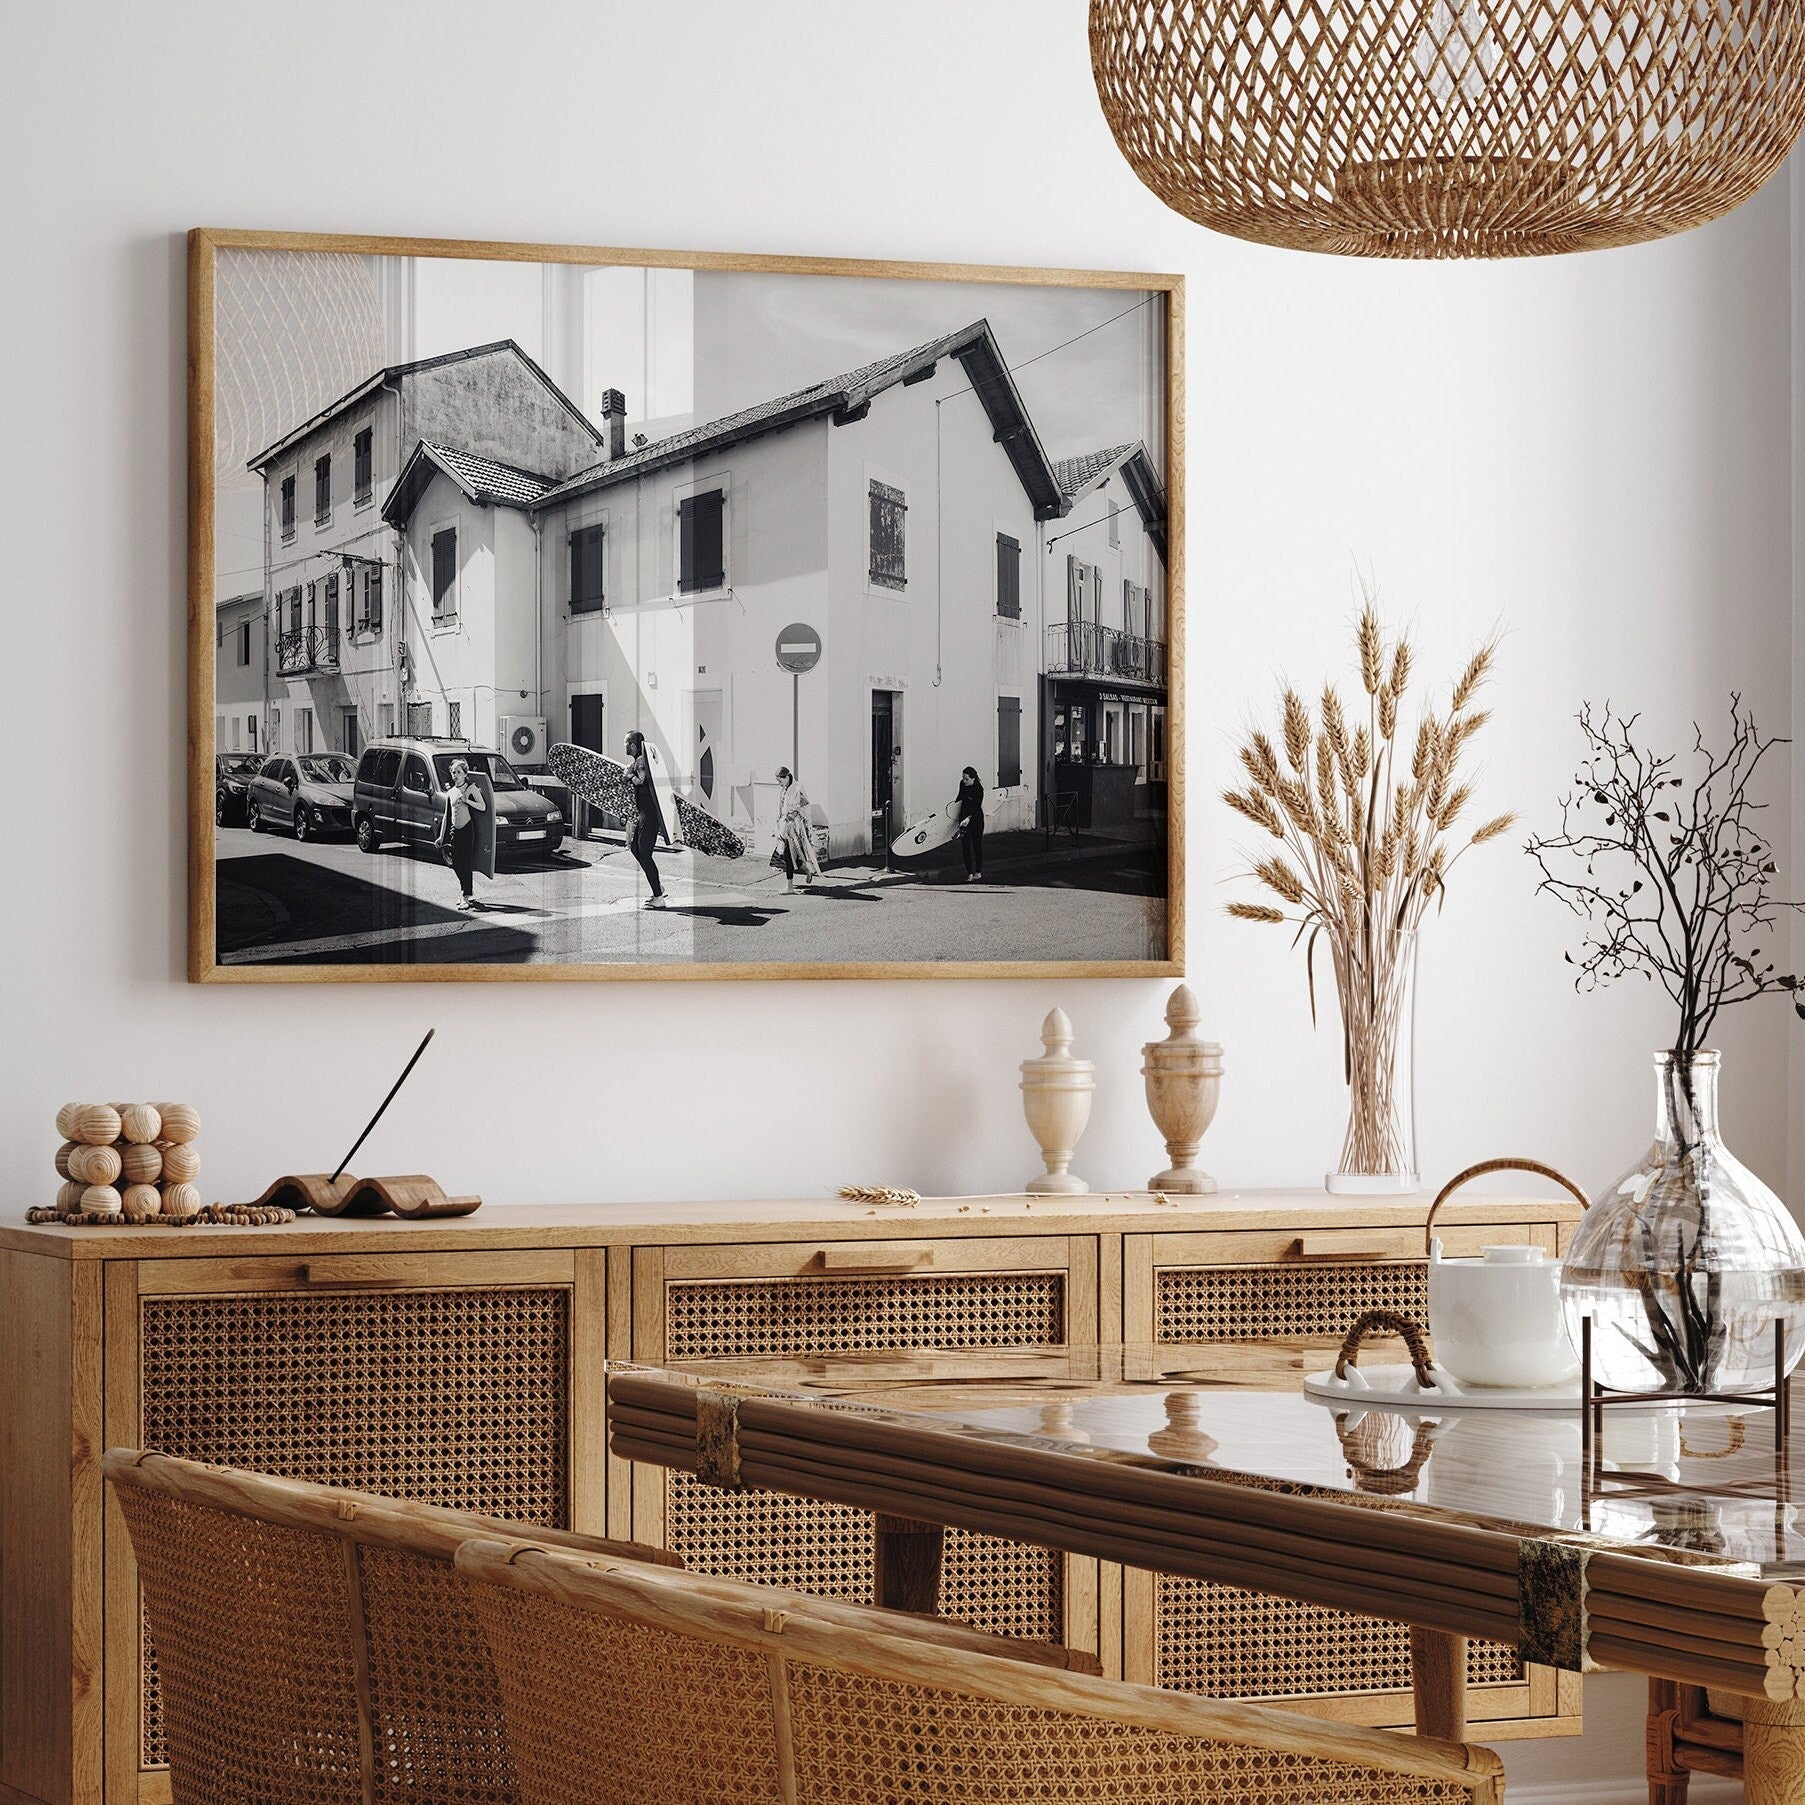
[776, 623, 822, 674]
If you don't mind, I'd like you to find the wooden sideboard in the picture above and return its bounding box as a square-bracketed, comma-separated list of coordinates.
[0, 1189, 1582, 1805]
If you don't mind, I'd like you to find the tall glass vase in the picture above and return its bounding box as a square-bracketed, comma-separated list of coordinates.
[1324, 927, 1418, 1195]
[1561, 1051, 1805, 1394]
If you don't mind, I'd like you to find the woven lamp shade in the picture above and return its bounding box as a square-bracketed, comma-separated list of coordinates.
[1091, 0, 1805, 258]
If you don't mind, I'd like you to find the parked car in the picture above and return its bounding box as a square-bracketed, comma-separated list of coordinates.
[352, 738, 564, 860]
[214, 752, 267, 827]
[247, 753, 358, 841]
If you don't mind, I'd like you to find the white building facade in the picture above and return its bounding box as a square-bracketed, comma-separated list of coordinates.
[244, 324, 1168, 859]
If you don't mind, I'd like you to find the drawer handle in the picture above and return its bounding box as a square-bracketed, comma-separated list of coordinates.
[811, 1249, 935, 1275]
[1286, 1236, 1404, 1263]
[297, 1264, 399, 1289]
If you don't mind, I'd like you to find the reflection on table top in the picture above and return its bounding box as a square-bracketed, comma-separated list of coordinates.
[607, 1343, 1804, 1572]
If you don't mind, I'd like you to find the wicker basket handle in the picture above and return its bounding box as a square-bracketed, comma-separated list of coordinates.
[1334, 1308, 1438, 1389]
[1332, 1411, 1440, 1495]
[1424, 1158, 1590, 1257]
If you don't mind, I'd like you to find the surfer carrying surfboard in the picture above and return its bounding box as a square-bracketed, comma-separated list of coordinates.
[623, 731, 667, 908]
[955, 766, 985, 882]
[444, 759, 488, 911]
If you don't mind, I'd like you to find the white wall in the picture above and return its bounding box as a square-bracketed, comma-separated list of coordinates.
[2, 4, 1796, 1793]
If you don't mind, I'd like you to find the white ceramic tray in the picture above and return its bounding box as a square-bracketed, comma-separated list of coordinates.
[1303, 1363, 1584, 1412]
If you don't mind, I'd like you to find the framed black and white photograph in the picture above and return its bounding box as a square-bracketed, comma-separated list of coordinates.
[190, 229, 1183, 981]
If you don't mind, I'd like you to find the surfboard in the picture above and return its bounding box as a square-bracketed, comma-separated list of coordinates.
[671, 792, 747, 860]
[643, 741, 680, 847]
[548, 742, 746, 860]
[891, 801, 962, 857]
[547, 742, 639, 825]
[473, 769, 497, 880]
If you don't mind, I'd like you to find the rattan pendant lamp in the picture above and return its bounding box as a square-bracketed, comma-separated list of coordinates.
[1091, 0, 1805, 257]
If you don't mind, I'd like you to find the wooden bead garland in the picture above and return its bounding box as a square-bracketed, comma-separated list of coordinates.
[40, 1100, 223, 1226]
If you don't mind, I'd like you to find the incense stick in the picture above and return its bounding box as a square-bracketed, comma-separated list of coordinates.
[329, 1030, 435, 1183]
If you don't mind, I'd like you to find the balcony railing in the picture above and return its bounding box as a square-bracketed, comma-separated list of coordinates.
[1045, 622, 1167, 686]
[276, 625, 340, 676]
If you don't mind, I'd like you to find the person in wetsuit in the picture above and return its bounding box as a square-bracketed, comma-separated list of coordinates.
[623, 730, 666, 908]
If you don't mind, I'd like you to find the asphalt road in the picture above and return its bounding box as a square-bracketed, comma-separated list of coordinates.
[215, 822, 1167, 967]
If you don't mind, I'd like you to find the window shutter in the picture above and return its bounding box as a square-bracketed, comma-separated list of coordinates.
[432, 529, 457, 614]
[679, 492, 725, 593]
[997, 697, 1022, 789]
[996, 534, 1020, 619]
[1066, 555, 1081, 625]
[868, 481, 907, 588]
[570, 523, 605, 612]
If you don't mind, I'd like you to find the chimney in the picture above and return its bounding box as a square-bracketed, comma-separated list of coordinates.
[599, 388, 627, 460]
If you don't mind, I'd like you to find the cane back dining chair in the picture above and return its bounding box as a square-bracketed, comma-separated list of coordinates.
[456, 1533, 1510, 1805]
[102, 1448, 683, 1805]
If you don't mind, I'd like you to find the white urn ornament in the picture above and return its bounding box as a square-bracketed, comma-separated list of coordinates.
[1020, 1008, 1094, 1195]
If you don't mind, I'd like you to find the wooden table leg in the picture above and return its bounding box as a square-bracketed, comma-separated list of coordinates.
[1409, 1627, 1469, 1741]
[873, 1513, 945, 1615]
[1744, 1697, 1805, 1804]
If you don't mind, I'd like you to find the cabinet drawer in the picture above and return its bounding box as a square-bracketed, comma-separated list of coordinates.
[107, 1250, 595, 1790]
[1122, 1222, 1576, 1737]
[632, 1236, 1096, 1655]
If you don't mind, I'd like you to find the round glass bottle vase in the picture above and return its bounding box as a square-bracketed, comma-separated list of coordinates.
[1324, 928, 1418, 1195]
[1561, 1050, 1805, 1394]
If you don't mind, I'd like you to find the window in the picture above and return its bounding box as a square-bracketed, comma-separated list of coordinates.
[360, 566, 383, 634]
[379, 702, 395, 739]
[401, 754, 431, 795]
[228, 716, 239, 751]
[340, 708, 360, 757]
[247, 715, 258, 750]
[447, 700, 462, 740]
[237, 620, 251, 667]
[995, 533, 1021, 620]
[407, 700, 434, 738]
[869, 480, 906, 589]
[365, 747, 401, 788]
[1106, 495, 1120, 550]
[314, 454, 331, 524]
[571, 692, 605, 753]
[279, 475, 296, 540]
[295, 708, 314, 754]
[997, 697, 1022, 789]
[324, 573, 339, 640]
[678, 490, 725, 593]
[353, 427, 373, 503]
[288, 589, 302, 636]
[1123, 579, 1142, 639]
[570, 521, 605, 613]
[431, 527, 457, 619]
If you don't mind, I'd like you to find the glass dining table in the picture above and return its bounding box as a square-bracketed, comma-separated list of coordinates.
[608, 1342, 1805, 1798]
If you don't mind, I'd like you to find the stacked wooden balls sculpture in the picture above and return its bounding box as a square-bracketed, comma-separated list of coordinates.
[52, 1102, 201, 1222]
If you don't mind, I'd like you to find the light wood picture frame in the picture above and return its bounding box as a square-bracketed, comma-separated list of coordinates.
[189, 228, 1184, 982]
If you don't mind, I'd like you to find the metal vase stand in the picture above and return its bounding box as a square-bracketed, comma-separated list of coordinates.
[1580, 1316, 1792, 1550]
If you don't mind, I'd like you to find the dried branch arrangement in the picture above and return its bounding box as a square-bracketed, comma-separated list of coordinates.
[1526, 697, 1804, 1066]
[1528, 697, 1805, 1391]
[1224, 602, 1513, 1177]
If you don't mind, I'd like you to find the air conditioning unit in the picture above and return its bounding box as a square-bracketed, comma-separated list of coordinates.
[500, 715, 549, 768]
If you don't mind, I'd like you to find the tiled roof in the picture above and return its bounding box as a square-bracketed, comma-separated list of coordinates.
[427, 444, 557, 506]
[537, 321, 1067, 519]
[1052, 443, 1136, 502]
[381, 439, 558, 529]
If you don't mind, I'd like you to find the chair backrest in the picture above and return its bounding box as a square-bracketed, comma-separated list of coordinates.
[103, 1449, 678, 1805]
[456, 1536, 1507, 1805]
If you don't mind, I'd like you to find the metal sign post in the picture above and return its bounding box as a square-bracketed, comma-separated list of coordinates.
[775, 622, 822, 778]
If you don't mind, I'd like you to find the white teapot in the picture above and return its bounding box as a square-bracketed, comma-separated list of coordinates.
[1426, 1160, 1590, 1390]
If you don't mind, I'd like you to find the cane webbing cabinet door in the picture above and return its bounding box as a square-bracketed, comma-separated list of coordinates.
[1122, 1220, 1580, 1739]
[627, 1236, 1100, 1657]
[100, 1248, 604, 1805]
